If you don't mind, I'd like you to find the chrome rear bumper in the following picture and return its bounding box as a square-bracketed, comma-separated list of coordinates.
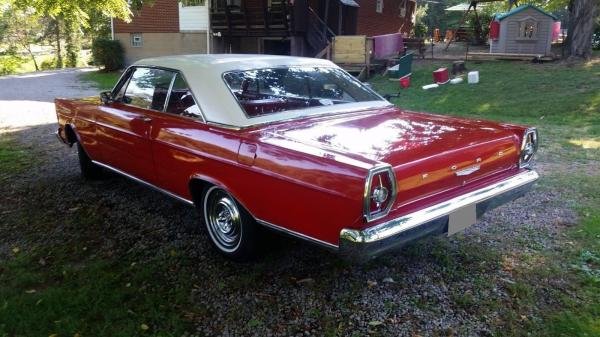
[339, 170, 539, 261]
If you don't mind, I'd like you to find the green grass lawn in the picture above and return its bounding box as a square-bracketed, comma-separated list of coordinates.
[371, 58, 600, 336]
[79, 70, 122, 90]
[2, 58, 599, 336]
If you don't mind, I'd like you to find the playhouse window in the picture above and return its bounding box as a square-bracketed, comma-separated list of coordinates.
[519, 20, 538, 39]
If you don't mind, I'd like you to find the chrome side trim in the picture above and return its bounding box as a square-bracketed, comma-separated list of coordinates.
[91, 160, 195, 206]
[342, 170, 539, 244]
[256, 219, 339, 251]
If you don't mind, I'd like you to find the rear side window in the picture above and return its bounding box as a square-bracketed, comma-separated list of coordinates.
[122, 68, 175, 111]
[166, 74, 202, 119]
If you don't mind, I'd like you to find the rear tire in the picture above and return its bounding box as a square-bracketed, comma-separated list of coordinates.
[77, 142, 103, 179]
[201, 186, 260, 261]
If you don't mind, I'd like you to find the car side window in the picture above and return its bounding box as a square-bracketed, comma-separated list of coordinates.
[122, 67, 175, 111]
[165, 73, 202, 119]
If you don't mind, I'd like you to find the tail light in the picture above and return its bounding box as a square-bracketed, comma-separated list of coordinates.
[519, 128, 538, 168]
[363, 165, 397, 222]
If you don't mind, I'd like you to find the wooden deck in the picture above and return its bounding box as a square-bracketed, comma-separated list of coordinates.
[467, 52, 555, 61]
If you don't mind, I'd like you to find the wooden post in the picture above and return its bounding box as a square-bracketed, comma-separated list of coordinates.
[472, 3, 482, 43]
[225, 4, 233, 37]
[324, 0, 330, 37]
[262, 0, 270, 35]
[243, 0, 251, 32]
[338, 2, 343, 35]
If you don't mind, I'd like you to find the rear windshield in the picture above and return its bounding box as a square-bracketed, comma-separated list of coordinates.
[223, 67, 383, 118]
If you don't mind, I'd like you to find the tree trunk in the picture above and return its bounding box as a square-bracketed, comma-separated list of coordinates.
[565, 0, 599, 59]
[25, 45, 39, 71]
[55, 19, 63, 68]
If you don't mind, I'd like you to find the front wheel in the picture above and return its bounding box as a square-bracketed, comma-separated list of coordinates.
[202, 186, 260, 261]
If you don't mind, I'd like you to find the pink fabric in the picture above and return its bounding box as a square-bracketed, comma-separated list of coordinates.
[372, 33, 404, 59]
[552, 21, 561, 42]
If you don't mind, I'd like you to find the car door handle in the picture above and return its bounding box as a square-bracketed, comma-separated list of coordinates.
[138, 117, 152, 123]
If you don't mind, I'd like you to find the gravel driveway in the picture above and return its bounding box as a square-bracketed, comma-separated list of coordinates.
[0, 69, 577, 336]
[0, 68, 98, 129]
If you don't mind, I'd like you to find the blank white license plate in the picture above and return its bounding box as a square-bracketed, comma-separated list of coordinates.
[448, 204, 476, 236]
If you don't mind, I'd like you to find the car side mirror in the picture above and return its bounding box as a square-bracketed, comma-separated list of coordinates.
[100, 91, 113, 105]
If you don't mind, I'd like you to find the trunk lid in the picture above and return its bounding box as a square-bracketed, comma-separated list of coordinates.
[264, 107, 521, 207]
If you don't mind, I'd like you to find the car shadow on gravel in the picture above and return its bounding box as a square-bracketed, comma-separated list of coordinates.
[1, 123, 580, 336]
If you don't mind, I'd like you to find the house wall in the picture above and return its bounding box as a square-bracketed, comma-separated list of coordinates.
[113, 0, 179, 33]
[356, 0, 415, 36]
[492, 8, 553, 55]
[115, 32, 208, 65]
[114, 0, 210, 65]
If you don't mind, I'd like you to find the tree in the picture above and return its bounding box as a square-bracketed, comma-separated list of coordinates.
[564, 0, 599, 59]
[0, 6, 45, 70]
[8, 0, 140, 67]
[531, 0, 599, 59]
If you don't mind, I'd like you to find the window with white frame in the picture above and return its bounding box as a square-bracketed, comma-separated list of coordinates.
[376, 0, 384, 13]
[519, 18, 538, 39]
[180, 0, 205, 6]
[131, 33, 143, 47]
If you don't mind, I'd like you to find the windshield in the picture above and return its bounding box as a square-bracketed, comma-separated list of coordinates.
[223, 67, 384, 118]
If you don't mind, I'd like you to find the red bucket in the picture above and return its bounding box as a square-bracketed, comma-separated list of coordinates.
[399, 75, 411, 89]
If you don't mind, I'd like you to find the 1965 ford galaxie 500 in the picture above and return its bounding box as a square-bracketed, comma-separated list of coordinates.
[55, 54, 539, 261]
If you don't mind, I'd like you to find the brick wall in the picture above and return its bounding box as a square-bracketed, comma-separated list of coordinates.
[114, 0, 179, 33]
[356, 0, 414, 36]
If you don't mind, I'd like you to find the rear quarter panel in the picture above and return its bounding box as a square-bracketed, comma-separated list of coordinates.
[150, 117, 368, 246]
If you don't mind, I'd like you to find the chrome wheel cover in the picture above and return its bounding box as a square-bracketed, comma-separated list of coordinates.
[203, 187, 242, 253]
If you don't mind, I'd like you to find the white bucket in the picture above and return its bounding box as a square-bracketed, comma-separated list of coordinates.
[468, 71, 479, 84]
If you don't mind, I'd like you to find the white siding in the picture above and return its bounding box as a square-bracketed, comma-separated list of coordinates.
[179, 2, 209, 31]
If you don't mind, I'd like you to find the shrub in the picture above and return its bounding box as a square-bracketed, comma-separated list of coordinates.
[40, 57, 57, 70]
[0, 54, 25, 76]
[91, 38, 124, 71]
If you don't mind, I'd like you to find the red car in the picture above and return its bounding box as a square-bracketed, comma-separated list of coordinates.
[55, 55, 539, 261]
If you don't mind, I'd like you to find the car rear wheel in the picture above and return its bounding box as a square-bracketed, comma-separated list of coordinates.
[76, 142, 103, 179]
[202, 186, 259, 261]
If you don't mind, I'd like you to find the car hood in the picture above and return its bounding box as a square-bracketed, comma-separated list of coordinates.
[261, 106, 522, 208]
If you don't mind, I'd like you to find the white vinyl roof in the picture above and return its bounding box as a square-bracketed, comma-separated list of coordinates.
[133, 54, 389, 128]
